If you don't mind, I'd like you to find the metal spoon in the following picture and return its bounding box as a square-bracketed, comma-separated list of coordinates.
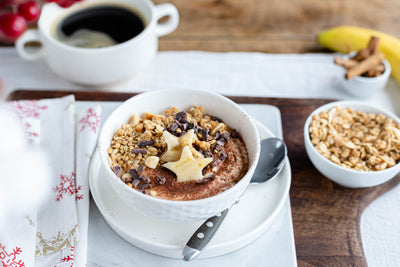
[182, 137, 287, 261]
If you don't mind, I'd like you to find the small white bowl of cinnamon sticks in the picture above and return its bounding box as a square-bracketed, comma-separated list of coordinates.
[335, 36, 391, 98]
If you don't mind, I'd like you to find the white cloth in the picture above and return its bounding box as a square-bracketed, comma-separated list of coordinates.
[0, 94, 101, 267]
[1, 48, 400, 266]
[75, 106, 102, 267]
[0, 106, 46, 267]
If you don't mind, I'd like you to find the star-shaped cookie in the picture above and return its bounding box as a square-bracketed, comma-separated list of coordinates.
[163, 145, 213, 183]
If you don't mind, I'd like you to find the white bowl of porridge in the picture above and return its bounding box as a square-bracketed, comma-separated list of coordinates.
[98, 89, 260, 222]
[304, 101, 400, 188]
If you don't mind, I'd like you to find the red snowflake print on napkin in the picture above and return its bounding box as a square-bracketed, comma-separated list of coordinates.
[22, 122, 39, 139]
[7, 100, 48, 120]
[0, 244, 25, 267]
[54, 246, 74, 267]
[79, 108, 100, 133]
[53, 172, 83, 202]
[6, 100, 48, 144]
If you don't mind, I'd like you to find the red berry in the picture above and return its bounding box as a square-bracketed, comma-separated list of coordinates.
[0, 13, 27, 41]
[43, 0, 58, 2]
[56, 0, 75, 8]
[17, 1, 41, 22]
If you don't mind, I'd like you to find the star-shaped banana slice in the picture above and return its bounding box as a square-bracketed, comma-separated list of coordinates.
[160, 130, 181, 162]
[160, 129, 204, 162]
[163, 146, 213, 183]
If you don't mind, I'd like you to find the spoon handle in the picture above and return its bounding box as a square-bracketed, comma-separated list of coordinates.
[182, 208, 229, 261]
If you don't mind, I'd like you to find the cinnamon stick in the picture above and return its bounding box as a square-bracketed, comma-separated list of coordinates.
[352, 48, 370, 61]
[364, 64, 385, 77]
[346, 52, 385, 79]
[367, 36, 380, 54]
[351, 37, 379, 62]
[334, 57, 358, 69]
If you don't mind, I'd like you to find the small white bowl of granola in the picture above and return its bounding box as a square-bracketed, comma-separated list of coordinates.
[304, 101, 400, 188]
[97, 89, 260, 222]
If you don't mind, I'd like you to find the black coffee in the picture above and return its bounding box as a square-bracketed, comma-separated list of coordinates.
[53, 4, 145, 48]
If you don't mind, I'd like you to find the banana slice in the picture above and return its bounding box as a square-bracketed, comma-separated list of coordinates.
[163, 146, 213, 183]
[160, 130, 181, 162]
[160, 129, 203, 162]
[180, 129, 195, 147]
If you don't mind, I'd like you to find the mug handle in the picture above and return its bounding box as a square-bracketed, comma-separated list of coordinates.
[154, 3, 179, 37]
[15, 30, 43, 60]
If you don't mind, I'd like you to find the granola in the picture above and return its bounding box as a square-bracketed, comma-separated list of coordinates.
[309, 106, 400, 171]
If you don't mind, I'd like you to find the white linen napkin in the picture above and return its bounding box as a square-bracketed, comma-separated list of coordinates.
[75, 106, 102, 267]
[0, 106, 46, 267]
[0, 95, 101, 267]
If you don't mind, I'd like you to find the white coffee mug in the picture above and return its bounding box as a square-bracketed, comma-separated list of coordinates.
[15, 0, 179, 85]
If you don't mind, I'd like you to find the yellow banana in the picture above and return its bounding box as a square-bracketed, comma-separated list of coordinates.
[318, 26, 400, 85]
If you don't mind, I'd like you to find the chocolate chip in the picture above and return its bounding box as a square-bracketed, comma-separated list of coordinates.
[201, 128, 209, 141]
[112, 166, 122, 177]
[221, 132, 230, 142]
[230, 129, 239, 138]
[129, 169, 139, 178]
[137, 165, 144, 174]
[176, 130, 186, 137]
[125, 177, 133, 183]
[176, 121, 187, 131]
[168, 122, 179, 132]
[215, 144, 223, 152]
[156, 175, 166, 185]
[141, 176, 151, 184]
[204, 151, 213, 158]
[193, 144, 200, 152]
[213, 116, 223, 122]
[211, 158, 222, 167]
[186, 122, 195, 130]
[216, 140, 225, 146]
[175, 111, 187, 121]
[212, 151, 227, 167]
[220, 151, 227, 161]
[132, 178, 141, 187]
[196, 173, 216, 184]
[179, 118, 191, 124]
[131, 148, 147, 154]
[139, 183, 152, 190]
[138, 140, 155, 147]
[213, 131, 221, 140]
[141, 190, 146, 194]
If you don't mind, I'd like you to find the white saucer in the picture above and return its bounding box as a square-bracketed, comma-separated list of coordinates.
[89, 120, 291, 259]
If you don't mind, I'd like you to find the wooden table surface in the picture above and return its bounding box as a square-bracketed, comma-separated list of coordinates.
[2, 0, 400, 52]
[153, 0, 400, 53]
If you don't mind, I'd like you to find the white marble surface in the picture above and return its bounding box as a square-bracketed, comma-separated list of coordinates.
[1, 48, 400, 266]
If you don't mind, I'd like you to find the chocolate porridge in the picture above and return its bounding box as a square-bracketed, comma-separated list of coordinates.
[107, 106, 249, 201]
